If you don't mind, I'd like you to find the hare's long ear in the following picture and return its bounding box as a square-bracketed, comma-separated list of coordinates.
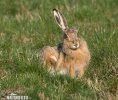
[53, 8, 68, 31]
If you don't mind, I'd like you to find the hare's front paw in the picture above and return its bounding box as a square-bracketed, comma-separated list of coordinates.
[77, 68, 85, 78]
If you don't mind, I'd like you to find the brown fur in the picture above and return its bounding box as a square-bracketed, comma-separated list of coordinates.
[40, 9, 91, 78]
[40, 37, 90, 78]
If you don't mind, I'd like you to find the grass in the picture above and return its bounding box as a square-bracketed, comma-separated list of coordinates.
[0, 0, 118, 99]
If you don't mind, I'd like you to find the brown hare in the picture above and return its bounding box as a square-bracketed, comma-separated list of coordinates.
[40, 8, 91, 78]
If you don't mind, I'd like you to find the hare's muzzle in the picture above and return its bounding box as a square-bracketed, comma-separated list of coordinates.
[71, 43, 79, 50]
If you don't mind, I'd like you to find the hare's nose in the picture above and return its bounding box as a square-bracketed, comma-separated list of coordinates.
[74, 43, 78, 46]
[74, 44, 77, 46]
[75, 43, 79, 48]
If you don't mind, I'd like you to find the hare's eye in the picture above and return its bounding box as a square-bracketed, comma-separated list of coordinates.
[72, 41, 75, 44]
[70, 40, 75, 44]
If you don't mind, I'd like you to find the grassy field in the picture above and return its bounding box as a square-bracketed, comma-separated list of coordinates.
[0, 0, 118, 99]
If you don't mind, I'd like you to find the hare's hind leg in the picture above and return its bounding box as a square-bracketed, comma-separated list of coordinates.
[40, 46, 58, 71]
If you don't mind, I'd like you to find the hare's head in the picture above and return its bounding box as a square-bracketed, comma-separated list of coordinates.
[53, 8, 80, 50]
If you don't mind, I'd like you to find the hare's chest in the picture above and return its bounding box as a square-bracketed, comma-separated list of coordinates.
[75, 60, 86, 68]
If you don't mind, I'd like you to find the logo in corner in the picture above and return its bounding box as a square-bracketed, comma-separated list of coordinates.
[5, 92, 29, 100]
